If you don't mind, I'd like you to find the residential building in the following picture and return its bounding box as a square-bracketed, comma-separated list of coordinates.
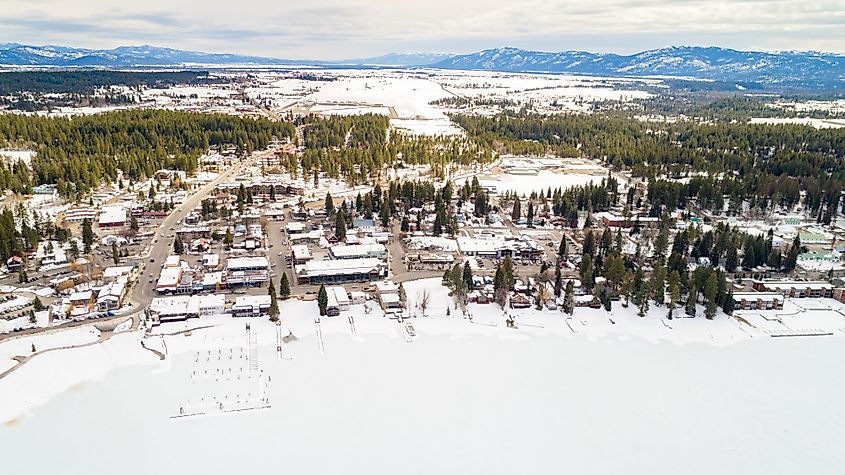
[732, 292, 784, 311]
[751, 280, 834, 298]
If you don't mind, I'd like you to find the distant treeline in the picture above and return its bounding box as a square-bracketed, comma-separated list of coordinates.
[0, 70, 216, 96]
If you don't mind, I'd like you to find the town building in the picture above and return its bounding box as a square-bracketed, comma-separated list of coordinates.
[329, 243, 387, 260]
[149, 294, 226, 322]
[64, 207, 97, 223]
[291, 245, 313, 264]
[225, 256, 269, 287]
[732, 292, 784, 311]
[98, 205, 127, 228]
[375, 280, 402, 315]
[232, 295, 271, 317]
[295, 258, 384, 285]
[325, 286, 350, 316]
[95, 281, 126, 311]
[751, 280, 834, 298]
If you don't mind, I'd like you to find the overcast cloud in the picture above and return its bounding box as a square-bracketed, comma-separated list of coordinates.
[1, 0, 844, 59]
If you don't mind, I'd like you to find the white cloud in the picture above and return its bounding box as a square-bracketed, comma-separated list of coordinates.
[0, 0, 843, 58]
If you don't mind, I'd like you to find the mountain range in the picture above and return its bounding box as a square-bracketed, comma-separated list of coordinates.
[1, 43, 844, 89]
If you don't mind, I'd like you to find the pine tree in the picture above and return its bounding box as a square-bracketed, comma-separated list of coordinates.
[279, 273, 291, 299]
[784, 235, 801, 272]
[462, 262, 473, 290]
[558, 235, 567, 261]
[526, 201, 534, 227]
[129, 215, 139, 234]
[81, 218, 94, 254]
[563, 280, 575, 315]
[317, 284, 328, 316]
[579, 254, 593, 290]
[723, 290, 735, 315]
[554, 267, 563, 297]
[268, 295, 280, 322]
[173, 235, 184, 255]
[32, 296, 44, 312]
[112, 241, 119, 264]
[325, 192, 334, 216]
[704, 272, 718, 320]
[511, 199, 521, 222]
[685, 287, 697, 317]
[667, 270, 680, 320]
[725, 244, 738, 273]
[651, 265, 666, 306]
[335, 209, 347, 240]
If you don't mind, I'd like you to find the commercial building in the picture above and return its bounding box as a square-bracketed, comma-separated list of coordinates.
[457, 236, 543, 260]
[295, 258, 384, 285]
[98, 205, 127, 227]
[155, 266, 183, 294]
[325, 286, 350, 316]
[232, 295, 271, 317]
[149, 294, 226, 322]
[227, 256, 269, 272]
[329, 243, 387, 260]
[751, 280, 834, 299]
[291, 245, 312, 264]
[226, 256, 269, 287]
[202, 253, 220, 269]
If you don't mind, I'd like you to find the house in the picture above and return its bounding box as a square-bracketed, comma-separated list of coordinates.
[6, 256, 23, 272]
[509, 293, 531, 309]
[95, 281, 126, 311]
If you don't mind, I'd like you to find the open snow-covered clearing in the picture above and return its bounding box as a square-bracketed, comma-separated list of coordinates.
[2, 278, 845, 474]
[478, 170, 607, 196]
[749, 117, 845, 129]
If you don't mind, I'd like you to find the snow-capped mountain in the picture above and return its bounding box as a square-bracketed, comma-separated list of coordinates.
[432, 46, 845, 89]
[0, 44, 291, 67]
[2, 43, 844, 89]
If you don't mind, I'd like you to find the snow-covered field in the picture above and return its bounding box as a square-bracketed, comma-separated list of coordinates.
[749, 117, 845, 129]
[2, 278, 845, 474]
[478, 170, 608, 196]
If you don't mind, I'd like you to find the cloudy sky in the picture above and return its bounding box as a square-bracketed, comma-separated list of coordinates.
[2, 0, 844, 59]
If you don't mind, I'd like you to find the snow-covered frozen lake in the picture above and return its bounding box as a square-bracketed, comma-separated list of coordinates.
[2, 313, 844, 474]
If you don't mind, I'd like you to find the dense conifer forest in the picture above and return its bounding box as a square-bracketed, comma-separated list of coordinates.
[0, 110, 295, 198]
